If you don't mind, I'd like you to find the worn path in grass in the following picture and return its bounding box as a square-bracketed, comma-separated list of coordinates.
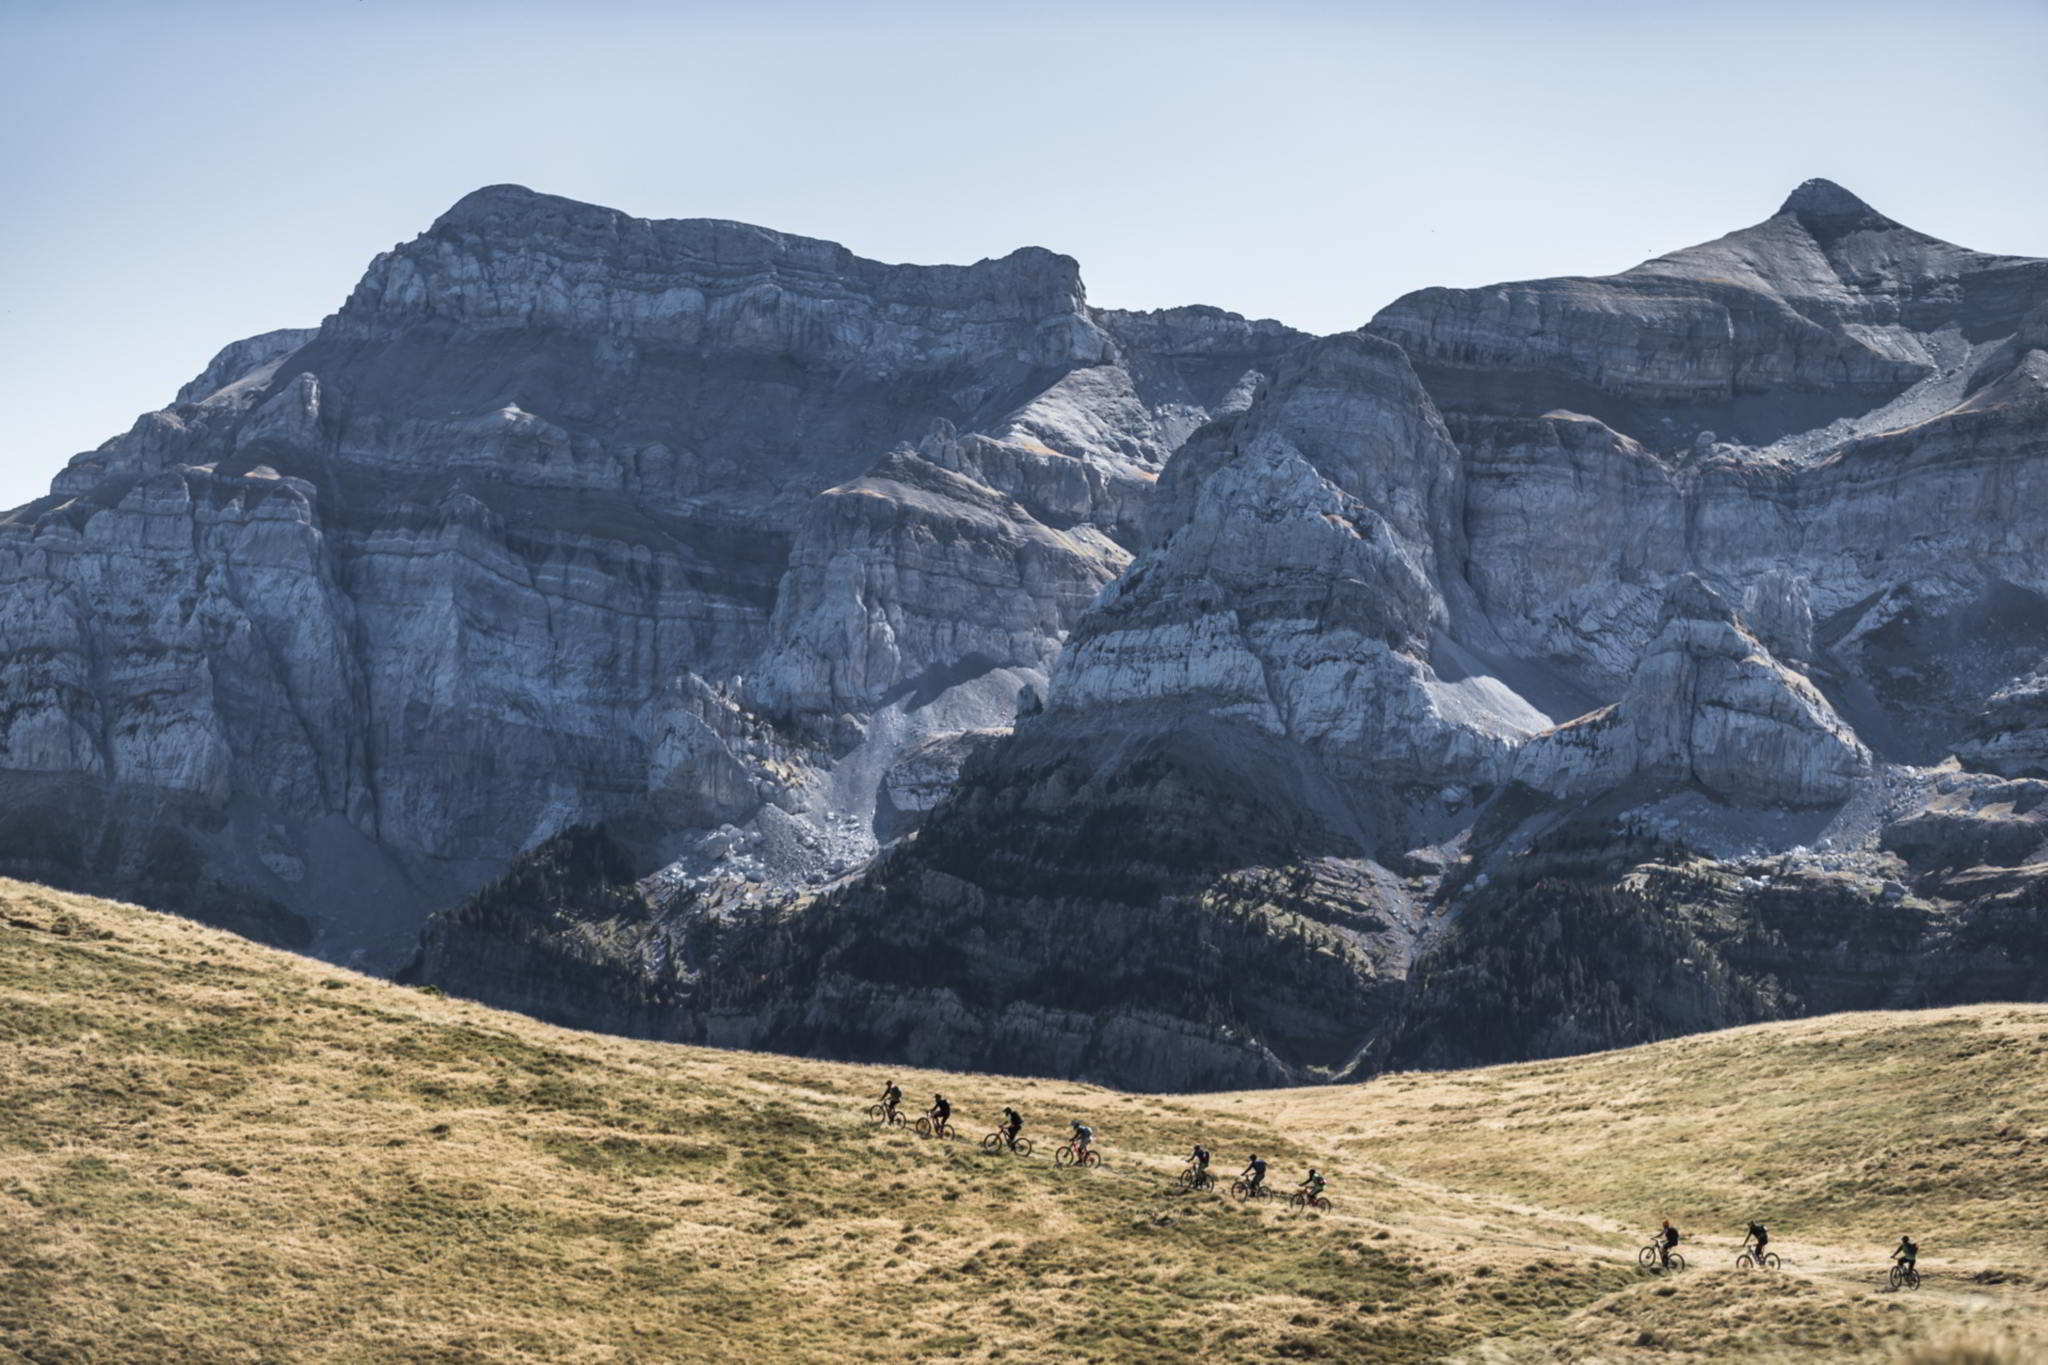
[3, 878, 2045, 1364]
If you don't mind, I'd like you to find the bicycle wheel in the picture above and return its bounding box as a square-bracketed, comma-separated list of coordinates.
[982, 1133, 1004, 1153]
[1888, 1265, 1904, 1290]
[1736, 1254, 1755, 1271]
[1055, 1145, 1075, 1167]
[1290, 1192, 1308, 1209]
[1903, 1268, 1920, 1290]
[1667, 1253, 1685, 1273]
[1314, 1197, 1331, 1212]
[1637, 1246, 1659, 1270]
[1232, 1180, 1251, 1200]
[1176, 1168, 1197, 1190]
[1012, 1137, 1032, 1157]
[1762, 1253, 1780, 1270]
[1080, 1149, 1100, 1167]
[915, 1117, 934, 1138]
[866, 1104, 887, 1123]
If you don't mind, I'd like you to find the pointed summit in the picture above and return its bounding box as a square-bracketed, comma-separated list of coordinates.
[1776, 178, 1897, 235]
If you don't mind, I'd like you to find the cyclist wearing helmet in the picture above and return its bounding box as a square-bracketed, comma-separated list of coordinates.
[1656, 1219, 1681, 1269]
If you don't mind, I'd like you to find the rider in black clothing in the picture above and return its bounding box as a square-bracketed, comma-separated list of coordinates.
[930, 1094, 951, 1129]
[880, 1081, 902, 1115]
[1745, 1222, 1769, 1260]
[1001, 1106, 1023, 1149]
[1657, 1220, 1681, 1268]
[1243, 1154, 1268, 1194]
[1894, 1236, 1918, 1272]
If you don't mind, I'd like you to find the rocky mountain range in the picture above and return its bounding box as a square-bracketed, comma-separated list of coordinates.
[10, 179, 2048, 1089]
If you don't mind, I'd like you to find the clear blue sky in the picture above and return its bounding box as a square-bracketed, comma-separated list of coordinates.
[3, 0, 2044, 512]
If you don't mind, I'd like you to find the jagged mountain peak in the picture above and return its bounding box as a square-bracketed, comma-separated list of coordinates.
[1774, 176, 1896, 231]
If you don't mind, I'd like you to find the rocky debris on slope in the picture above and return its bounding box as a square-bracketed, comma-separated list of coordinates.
[14, 178, 2048, 1085]
[403, 182, 2048, 1087]
[0, 184, 1303, 962]
[413, 772, 1425, 1091]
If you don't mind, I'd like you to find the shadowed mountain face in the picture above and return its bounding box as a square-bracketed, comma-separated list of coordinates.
[0, 185, 1303, 963]
[12, 181, 2048, 1087]
[412, 181, 2048, 1089]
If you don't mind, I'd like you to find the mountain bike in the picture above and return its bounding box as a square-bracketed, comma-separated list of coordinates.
[1889, 1263, 1920, 1290]
[865, 1103, 906, 1126]
[1290, 1190, 1332, 1212]
[981, 1130, 1032, 1156]
[1231, 1179, 1273, 1201]
[1637, 1245, 1685, 1272]
[1736, 1250, 1780, 1271]
[914, 1115, 955, 1140]
[1054, 1143, 1100, 1167]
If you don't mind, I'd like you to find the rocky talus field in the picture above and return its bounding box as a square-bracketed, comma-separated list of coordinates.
[7, 881, 2048, 1364]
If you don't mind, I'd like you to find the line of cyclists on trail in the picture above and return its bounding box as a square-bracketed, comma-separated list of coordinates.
[870, 1082, 1923, 1285]
[1644, 1221, 1920, 1288]
[869, 1083, 1327, 1204]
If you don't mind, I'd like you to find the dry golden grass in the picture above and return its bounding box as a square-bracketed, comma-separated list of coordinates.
[3, 878, 2046, 1363]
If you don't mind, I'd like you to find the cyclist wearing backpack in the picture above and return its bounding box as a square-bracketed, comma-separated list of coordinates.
[1745, 1221, 1769, 1260]
[1893, 1235, 1918, 1273]
[1001, 1106, 1024, 1150]
[1242, 1154, 1268, 1195]
[1657, 1219, 1681, 1268]
[1299, 1168, 1326, 1202]
[879, 1081, 902, 1117]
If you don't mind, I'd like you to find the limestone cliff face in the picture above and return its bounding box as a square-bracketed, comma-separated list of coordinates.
[13, 179, 2048, 1087]
[0, 185, 1302, 963]
[1517, 577, 1872, 808]
[412, 181, 2048, 1090]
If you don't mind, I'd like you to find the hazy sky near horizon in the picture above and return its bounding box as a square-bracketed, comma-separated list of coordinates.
[2, 0, 2044, 511]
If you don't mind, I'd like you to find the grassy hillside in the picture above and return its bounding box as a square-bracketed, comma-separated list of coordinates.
[3, 879, 2045, 1364]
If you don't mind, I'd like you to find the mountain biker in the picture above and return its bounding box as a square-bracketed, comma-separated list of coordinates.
[1001, 1106, 1023, 1149]
[1745, 1221, 1769, 1260]
[1187, 1143, 1210, 1178]
[1893, 1236, 1918, 1273]
[880, 1081, 902, 1117]
[929, 1093, 951, 1130]
[1656, 1219, 1681, 1268]
[1242, 1154, 1268, 1195]
[1069, 1120, 1094, 1159]
[1299, 1168, 1326, 1202]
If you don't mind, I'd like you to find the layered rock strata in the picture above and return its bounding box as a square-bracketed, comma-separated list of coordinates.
[414, 182, 2048, 1088]
[0, 186, 1301, 962]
